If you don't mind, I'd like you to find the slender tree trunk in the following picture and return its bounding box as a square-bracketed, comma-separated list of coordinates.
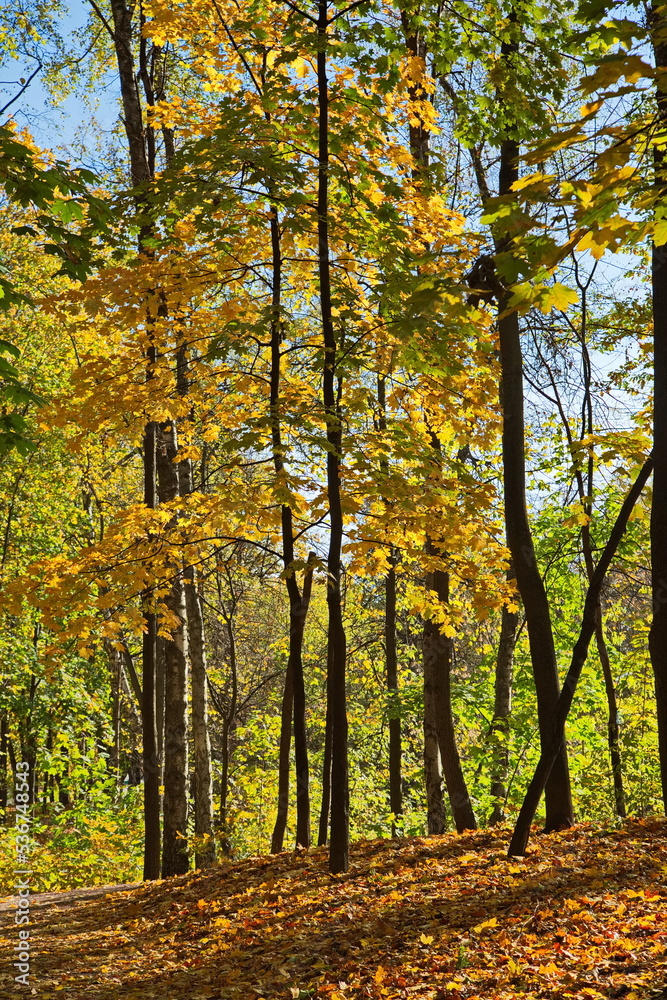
[176, 347, 215, 869]
[107, 0, 164, 880]
[386, 550, 402, 833]
[399, 10, 452, 833]
[318, 651, 333, 846]
[489, 574, 517, 825]
[422, 637, 447, 834]
[185, 572, 215, 867]
[650, 3, 667, 813]
[0, 716, 6, 818]
[219, 713, 232, 856]
[594, 614, 626, 817]
[156, 633, 165, 772]
[496, 128, 573, 832]
[155, 422, 190, 877]
[508, 457, 653, 856]
[23, 672, 37, 806]
[105, 642, 122, 782]
[161, 571, 189, 876]
[317, 0, 348, 874]
[424, 563, 476, 832]
[267, 197, 313, 850]
[292, 563, 314, 848]
[271, 657, 293, 853]
[377, 376, 402, 833]
[216, 596, 238, 856]
[580, 520, 626, 817]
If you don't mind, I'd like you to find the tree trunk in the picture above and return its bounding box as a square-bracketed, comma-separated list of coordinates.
[508, 456, 653, 856]
[423, 645, 447, 834]
[271, 657, 293, 853]
[0, 715, 7, 818]
[496, 131, 573, 832]
[177, 348, 215, 869]
[107, 0, 165, 880]
[650, 2, 667, 814]
[185, 572, 215, 867]
[161, 571, 189, 876]
[317, 0, 348, 874]
[594, 613, 626, 817]
[580, 520, 626, 817]
[424, 565, 476, 832]
[106, 641, 122, 782]
[267, 195, 313, 850]
[489, 575, 517, 825]
[156, 422, 189, 877]
[141, 418, 160, 878]
[318, 651, 333, 846]
[211, 574, 239, 857]
[398, 14, 448, 836]
[377, 375, 402, 833]
[386, 552, 402, 833]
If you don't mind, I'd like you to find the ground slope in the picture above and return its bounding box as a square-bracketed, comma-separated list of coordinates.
[0, 819, 666, 1000]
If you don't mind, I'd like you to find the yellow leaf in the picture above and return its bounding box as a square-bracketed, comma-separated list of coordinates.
[539, 282, 579, 313]
[420, 933, 434, 944]
[655, 219, 667, 246]
[472, 917, 498, 933]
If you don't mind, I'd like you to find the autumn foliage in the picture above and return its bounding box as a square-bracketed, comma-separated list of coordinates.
[1, 819, 666, 1000]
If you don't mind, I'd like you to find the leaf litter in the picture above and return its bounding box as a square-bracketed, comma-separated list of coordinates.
[0, 817, 666, 1000]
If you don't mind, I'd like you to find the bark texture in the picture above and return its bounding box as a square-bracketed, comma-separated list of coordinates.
[422, 645, 447, 834]
[156, 422, 190, 877]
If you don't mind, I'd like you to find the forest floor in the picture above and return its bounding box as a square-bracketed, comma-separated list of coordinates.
[0, 818, 666, 1000]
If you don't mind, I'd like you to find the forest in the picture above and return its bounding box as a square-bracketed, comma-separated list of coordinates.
[0, 0, 666, 914]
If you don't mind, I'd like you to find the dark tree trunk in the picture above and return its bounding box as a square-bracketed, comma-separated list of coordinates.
[594, 613, 626, 817]
[0, 715, 7, 818]
[317, 0, 348, 874]
[267, 197, 313, 850]
[107, 641, 122, 782]
[496, 132, 573, 832]
[377, 376, 402, 833]
[318, 651, 333, 846]
[141, 583, 161, 881]
[508, 457, 653, 856]
[489, 574, 517, 825]
[424, 564, 476, 832]
[650, 2, 667, 813]
[271, 657, 293, 853]
[386, 552, 402, 833]
[423, 635, 447, 834]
